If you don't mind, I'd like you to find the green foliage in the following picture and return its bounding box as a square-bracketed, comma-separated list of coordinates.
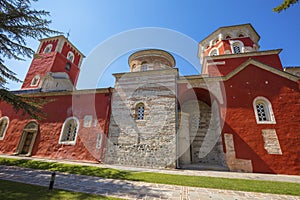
[273, 0, 299, 12]
[0, 179, 121, 200]
[0, 89, 47, 120]
[1, 157, 300, 196]
[0, 0, 61, 119]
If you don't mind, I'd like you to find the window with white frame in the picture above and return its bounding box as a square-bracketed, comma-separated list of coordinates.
[232, 42, 241, 54]
[0, 116, 9, 140]
[209, 48, 219, 56]
[230, 40, 244, 54]
[30, 75, 40, 86]
[135, 102, 145, 120]
[44, 44, 53, 53]
[67, 51, 75, 63]
[59, 117, 79, 144]
[253, 97, 276, 124]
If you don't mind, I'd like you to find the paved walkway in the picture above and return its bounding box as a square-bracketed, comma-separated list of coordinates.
[0, 155, 299, 199]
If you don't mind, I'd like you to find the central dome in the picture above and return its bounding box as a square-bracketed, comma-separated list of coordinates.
[128, 49, 175, 72]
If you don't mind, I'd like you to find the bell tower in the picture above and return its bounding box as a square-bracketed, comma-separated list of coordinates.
[198, 24, 284, 77]
[21, 35, 84, 92]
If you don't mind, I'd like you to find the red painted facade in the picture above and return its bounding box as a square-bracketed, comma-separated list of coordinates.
[0, 89, 112, 163]
[221, 64, 300, 175]
[205, 52, 283, 77]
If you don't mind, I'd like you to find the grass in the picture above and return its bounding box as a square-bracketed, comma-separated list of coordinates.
[0, 157, 299, 196]
[0, 179, 121, 200]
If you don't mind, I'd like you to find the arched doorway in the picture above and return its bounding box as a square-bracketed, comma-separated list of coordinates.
[178, 88, 228, 170]
[16, 121, 39, 156]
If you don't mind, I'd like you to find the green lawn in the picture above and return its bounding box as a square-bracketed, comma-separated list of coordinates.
[0, 179, 121, 200]
[0, 157, 299, 196]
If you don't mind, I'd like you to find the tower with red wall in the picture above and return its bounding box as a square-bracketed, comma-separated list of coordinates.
[21, 35, 84, 91]
[198, 24, 283, 77]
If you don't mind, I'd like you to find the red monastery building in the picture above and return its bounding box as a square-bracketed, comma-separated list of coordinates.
[0, 24, 299, 175]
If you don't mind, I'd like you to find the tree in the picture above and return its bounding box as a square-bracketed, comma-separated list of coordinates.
[273, 0, 299, 12]
[0, 0, 60, 119]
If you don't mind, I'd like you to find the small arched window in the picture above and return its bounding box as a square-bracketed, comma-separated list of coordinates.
[135, 103, 145, 120]
[233, 42, 241, 54]
[67, 51, 75, 63]
[141, 61, 148, 71]
[59, 117, 79, 144]
[253, 97, 276, 124]
[225, 35, 231, 39]
[209, 48, 218, 56]
[31, 75, 40, 86]
[230, 41, 244, 54]
[44, 44, 53, 53]
[65, 62, 71, 71]
[0, 116, 9, 140]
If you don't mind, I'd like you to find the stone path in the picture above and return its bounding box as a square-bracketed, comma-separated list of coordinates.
[0, 165, 299, 200]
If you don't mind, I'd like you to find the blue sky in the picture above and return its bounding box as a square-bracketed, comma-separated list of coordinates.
[5, 0, 300, 90]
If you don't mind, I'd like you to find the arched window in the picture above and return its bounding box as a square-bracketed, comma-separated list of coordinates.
[31, 75, 40, 86]
[44, 44, 53, 53]
[67, 51, 75, 62]
[59, 117, 79, 144]
[253, 97, 276, 124]
[65, 62, 71, 71]
[225, 35, 231, 39]
[209, 48, 219, 56]
[0, 116, 9, 140]
[232, 42, 241, 54]
[230, 40, 244, 54]
[238, 32, 245, 38]
[135, 103, 145, 120]
[141, 61, 148, 71]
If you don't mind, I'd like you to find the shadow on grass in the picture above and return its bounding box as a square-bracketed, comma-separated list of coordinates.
[0, 166, 163, 200]
[0, 158, 134, 180]
[0, 179, 120, 200]
[0, 157, 299, 196]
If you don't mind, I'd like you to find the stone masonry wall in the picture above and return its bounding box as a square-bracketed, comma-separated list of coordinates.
[105, 69, 178, 168]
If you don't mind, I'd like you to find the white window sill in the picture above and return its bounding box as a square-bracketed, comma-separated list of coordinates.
[59, 141, 76, 145]
[256, 121, 276, 124]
